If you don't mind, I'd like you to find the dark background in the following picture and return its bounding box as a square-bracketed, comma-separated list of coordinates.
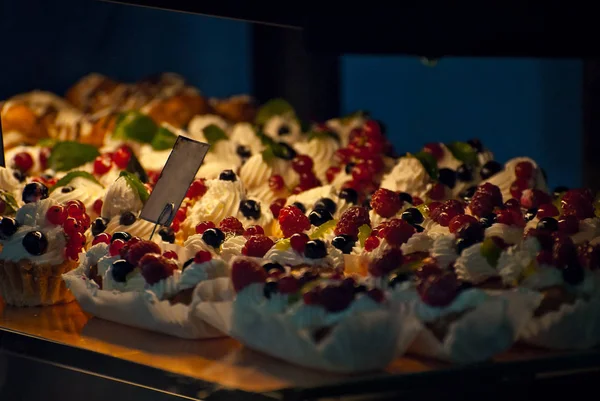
[0, 0, 582, 189]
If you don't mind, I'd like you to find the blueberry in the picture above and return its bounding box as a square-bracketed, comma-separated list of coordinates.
[262, 262, 285, 274]
[263, 279, 279, 299]
[309, 209, 333, 226]
[537, 217, 559, 232]
[413, 224, 425, 233]
[12, 170, 25, 183]
[388, 272, 411, 288]
[480, 161, 503, 180]
[111, 259, 135, 283]
[22, 231, 48, 256]
[332, 235, 356, 254]
[304, 239, 327, 259]
[202, 228, 226, 248]
[460, 186, 478, 201]
[275, 142, 297, 160]
[60, 186, 74, 193]
[525, 208, 537, 221]
[219, 170, 237, 181]
[0, 217, 19, 240]
[236, 145, 252, 159]
[479, 213, 496, 229]
[239, 200, 261, 220]
[91, 218, 108, 237]
[362, 193, 373, 210]
[314, 198, 337, 215]
[438, 168, 456, 189]
[456, 222, 485, 244]
[111, 232, 132, 243]
[277, 124, 291, 136]
[401, 208, 424, 225]
[344, 163, 355, 175]
[455, 238, 471, 255]
[119, 212, 136, 226]
[456, 164, 473, 182]
[467, 138, 483, 153]
[398, 192, 413, 205]
[158, 227, 175, 243]
[22, 182, 49, 204]
[182, 258, 194, 271]
[338, 188, 358, 204]
[562, 263, 585, 285]
[292, 202, 306, 214]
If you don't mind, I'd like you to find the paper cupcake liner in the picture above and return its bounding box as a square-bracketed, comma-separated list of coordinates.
[62, 268, 226, 339]
[0, 259, 77, 307]
[191, 283, 421, 373]
[407, 290, 540, 363]
[519, 295, 600, 350]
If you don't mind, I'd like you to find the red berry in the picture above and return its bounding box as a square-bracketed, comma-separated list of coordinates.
[68, 231, 87, 248]
[496, 209, 524, 227]
[195, 221, 216, 234]
[428, 201, 441, 213]
[537, 203, 559, 219]
[370, 188, 401, 218]
[364, 235, 380, 252]
[63, 218, 82, 236]
[45, 205, 67, 225]
[469, 183, 503, 217]
[423, 143, 444, 161]
[219, 216, 245, 235]
[448, 214, 478, 234]
[175, 208, 186, 222]
[38, 147, 51, 170]
[270, 198, 286, 218]
[325, 166, 341, 183]
[290, 232, 309, 253]
[520, 189, 551, 210]
[291, 155, 314, 174]
[303, 287, 322, 305]
[65, 246, 81, 261]
[81, 213, 91, 230]
[277, 274, 300, 294]
[244, 225, 264, 237]
[242, 235, 275, 258]
[112, 146, 131, 169]
[562, 189, 594, 205]
[515, 161, 534, 180]
[12, 152, 34, 173]
[536, 250, 553, 265]
[333, 148, 352, 165]
[298, 172, 321, 190]
[139, 255, 177, 285]
[367, 288, 385, 303]
[365, 157, 385, 174]
[93, 156, 112, 175]
[278, 205, 311, 238]
[109, 239, 126, 256]
[92, 233, 112, 246]
[368, 247, 403, 276]
[171, 219, 180, 232]
[431, 200, 465, 227]
[93, 199, 103, 215]
[427, 183, 446, 201]
[186, 179, 207, 199]
[334, 206, 371, 238]
[504, 198, 520, 210]
[418, 272, 460, 307]
[351, 163, 371, 182]
[377, 219, 416, 246]
[231, 258, 267, 293]
[163, 250, 178, 260]
[561, 191, 595, 220]
[194, 250, 213, 264]
[412, 196, 424, 206]
[363, 120, 382, 138]
[510, 179, 530, 200]
[125, 240, 162, 266]
[558, 215, 579, 235]
[268, 174, 285, 191]
[66, 203, 84, 218]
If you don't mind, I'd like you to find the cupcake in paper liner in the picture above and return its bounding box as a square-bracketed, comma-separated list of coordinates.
[220, 256, 420, 372]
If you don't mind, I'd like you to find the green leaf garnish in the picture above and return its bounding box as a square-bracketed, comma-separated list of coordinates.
[151, 126, 178, 151]
[309, 219, 338, 240]
[119, 171, 149, 204]
[258, 130, 296, 163]
[255, 98, 296, 126]
[0, 190, 19, 215]
[202, 124, 228, 149]
[47, 141, 100, 172]
[357, 224, 372, 248]
[413, 151, 439, 180]
[37, 138, 57, 148]
[113, 111, 158, 144]
[50, 171, 103, 193]
[307, 130, 340, 142]
[415, 203, 430, 219]
[480, 237, 502, 268]
[274, 238, 291, 251]
[446, 141, 479, 166]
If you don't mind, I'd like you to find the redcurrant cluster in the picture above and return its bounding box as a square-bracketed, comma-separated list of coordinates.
[45, 200, 91, 261]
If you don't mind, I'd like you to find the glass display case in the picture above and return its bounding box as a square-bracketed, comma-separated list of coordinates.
[1, 1, 600, 400]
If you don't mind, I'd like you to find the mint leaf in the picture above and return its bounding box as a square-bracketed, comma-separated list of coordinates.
[113, 111, 158, 144]
[151, 126, 177, 151]
[257, 130, 296, 162]
[203, 124, 228, 148]
[37, 138, 57, 148]
[50, 171, 103, 193]
[0, 190, 18, 215]
[48, 141, 100, 172]
[446, 141, 479, 166]
[413, 151, 439, 180]
[255, 98, 296, 126]
[261, 146, 275, 163]
[119, 171, 149, 203]
[307, 130, 340, 142]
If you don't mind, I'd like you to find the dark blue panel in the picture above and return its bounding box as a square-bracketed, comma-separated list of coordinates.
[341, 56, 582, 189]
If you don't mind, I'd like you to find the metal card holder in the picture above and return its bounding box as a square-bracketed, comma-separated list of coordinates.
[0, 114, 5, 167]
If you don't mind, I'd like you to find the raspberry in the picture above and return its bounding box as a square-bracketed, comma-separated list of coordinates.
[46, 205, 67, 225]
[351, 163, 371, 183]
[244, 225, 264, 237]
[364, 235, 380, 251]
[278, 205, 311, 238]
[242, 235, 275, 257]
[175, 208, 187, 222]
[365, 157, 384, 174]
[231, 257, 267, 293]
[370, 188, 401, 218]
[448, 214, 478, 234]
[427, 183, 446, 201]
[377, 219, 416, 246]
[194, 250, 212, 264]
[562, 189, 594, 205]
[219, 216, 245, 235]
[268, 175, 285, 191]
[515, 161, 534, 180]
[335, 207, 370, 239]
[478, 183, 503, 205]
[334, 148, 352, 165]
[510, 179, 530, 200]
[277, 274, 300, 294]
[368, 248, 403, 277]
[496, 208, 525, 227]
[537, 203, 559, 219]
[270, 198, 286, 218]
[423, 143, 444, 161]
[186, 179, 208, 199]
[428, 201, 441, 213]
[520, 189, 551, 210]
[431, 200, 465, 226]
[93, 156, 112, 175]
[195, 221, 216, 234]
[469, 183, 502, 217]
[12, 152, 34, 173]
[561, 191, 594, 220]
[326, 166, 341, 183]
[139, 254, 177, 285]
[363, 120, 383, 138]
[290, 232, 309, 253]
[93, 199, 103, 216]
[125, 240, 162, 266]
[92, 233, 111, 246]
[291, 155, 314, 174]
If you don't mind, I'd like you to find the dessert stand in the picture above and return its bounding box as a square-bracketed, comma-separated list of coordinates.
[2, 3, 600, 400]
